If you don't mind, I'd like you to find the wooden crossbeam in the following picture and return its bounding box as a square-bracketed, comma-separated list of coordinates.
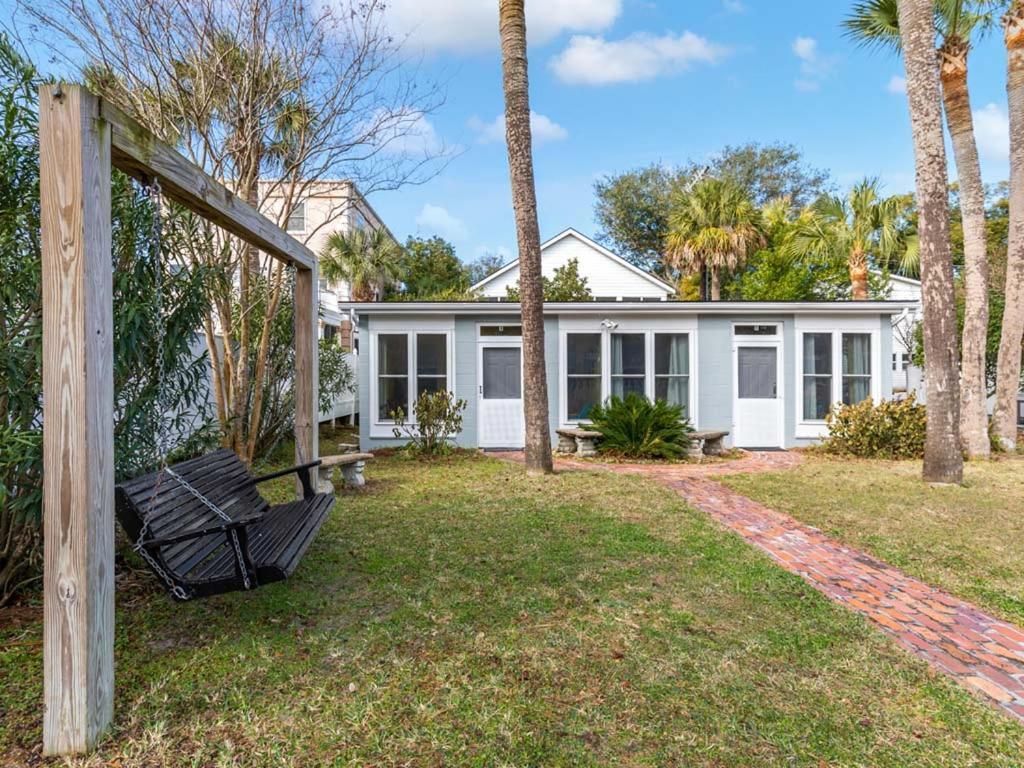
[100, 99, 316, 270]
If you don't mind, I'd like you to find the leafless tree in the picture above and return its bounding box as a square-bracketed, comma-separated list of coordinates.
[21, 0, 448, 461]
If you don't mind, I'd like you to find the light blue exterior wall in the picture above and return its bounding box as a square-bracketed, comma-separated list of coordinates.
[695, 316, 732, 436]
[358, 311, 895, 452]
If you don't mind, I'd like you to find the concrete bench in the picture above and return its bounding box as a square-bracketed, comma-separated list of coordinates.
[555, 428, 603, 458]
[688, 430, 729, 459]
[319, 452, 374, 489]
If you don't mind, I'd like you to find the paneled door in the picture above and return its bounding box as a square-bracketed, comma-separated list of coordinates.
[478, 344, 524, 448]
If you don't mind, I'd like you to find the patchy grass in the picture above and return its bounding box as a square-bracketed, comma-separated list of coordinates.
[3, 453, 1023, 766]
[721, 454, 1024, 627]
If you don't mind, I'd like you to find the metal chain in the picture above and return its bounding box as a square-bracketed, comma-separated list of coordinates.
[132, 178, 252, 596]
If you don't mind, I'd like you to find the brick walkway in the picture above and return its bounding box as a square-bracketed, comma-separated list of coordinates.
[495, 450, 1024, 722]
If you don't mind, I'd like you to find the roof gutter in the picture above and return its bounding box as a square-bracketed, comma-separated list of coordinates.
[339, 301, 918, 316]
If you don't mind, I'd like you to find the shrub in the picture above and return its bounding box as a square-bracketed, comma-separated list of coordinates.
[391, 390, 468, 457]
[823, 394, 926, 459]
[589, 393, 694, 460]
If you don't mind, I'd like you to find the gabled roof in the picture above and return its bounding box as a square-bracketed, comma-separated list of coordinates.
[469, 227, 676, 295]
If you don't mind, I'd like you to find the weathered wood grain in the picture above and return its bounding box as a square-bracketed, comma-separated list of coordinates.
[40, 85, 115, 755]
[99, 100, 315, 270]
[294, 264, 318, 494]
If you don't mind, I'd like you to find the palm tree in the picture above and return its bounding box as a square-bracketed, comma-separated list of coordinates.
[666, 178, 765, 300]
[993, 1, 1024, 451]
[897, 0, 964, 483]
[845, 0, 993, 457]
[784, 178, 906, 300]
[498, 0, 553, 474]
[320, 228, 402, 301]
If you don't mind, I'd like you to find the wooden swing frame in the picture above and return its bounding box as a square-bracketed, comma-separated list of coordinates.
[39, 84, 319, 755]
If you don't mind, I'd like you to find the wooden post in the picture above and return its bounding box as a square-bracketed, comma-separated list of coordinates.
[40, 85, 115, 755]
[294, 264, 319, 493]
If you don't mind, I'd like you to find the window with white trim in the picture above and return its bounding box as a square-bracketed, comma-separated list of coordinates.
[566, 333, 602, 420]
[375, 331, 451, 422]
[799, 330, 876, 423]
[611, 333, 645, 398]
[655, 333, 690, 416]
[564, 329, 694, 422]
[286, 201, 305, 233]
[841, 333, 872, 405]
[802, 333, 832, 420]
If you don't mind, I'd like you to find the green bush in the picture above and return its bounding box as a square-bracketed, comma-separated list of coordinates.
[589, 393, 694, 459]
[823, 394, 926, 459]
[391, 389, 468, 457]
[0, 37, 216, 604]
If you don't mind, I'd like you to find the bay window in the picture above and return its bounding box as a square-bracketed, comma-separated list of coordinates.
[375, 331, 450, 422]
[566, 333, 602, 420]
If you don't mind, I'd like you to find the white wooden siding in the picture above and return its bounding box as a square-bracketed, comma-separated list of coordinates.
[477, 232, 670, 299]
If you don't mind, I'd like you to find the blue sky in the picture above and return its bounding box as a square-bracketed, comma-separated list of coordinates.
[370, 0, 1011, 265]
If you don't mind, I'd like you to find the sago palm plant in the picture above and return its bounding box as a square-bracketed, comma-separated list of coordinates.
[588, 393, 694, 460]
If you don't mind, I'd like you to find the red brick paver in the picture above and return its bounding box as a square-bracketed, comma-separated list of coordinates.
[495, 450, 1024, 722]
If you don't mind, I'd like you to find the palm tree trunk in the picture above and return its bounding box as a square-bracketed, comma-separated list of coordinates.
[994, 3, 1024, 451]
[898, 0, 963, 483]
[709, 264, 721, 300]
[940, 41, 991, 458]
[849, 249, 869, 300]
[499, 0, 553, 474]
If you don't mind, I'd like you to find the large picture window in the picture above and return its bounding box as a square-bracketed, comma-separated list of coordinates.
[566, 333, 602, 420]
[802, 333, 832, 420]
[611, 333, 645, 398]
[375, 331, 450, 422]
[654, 334, 689, 414]
[842, 333, 872, 405]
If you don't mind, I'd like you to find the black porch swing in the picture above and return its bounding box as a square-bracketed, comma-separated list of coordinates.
[114, 178, 334, 602]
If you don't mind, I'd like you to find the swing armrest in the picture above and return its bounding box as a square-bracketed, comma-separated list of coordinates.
[142, 515, 264, 549]
[253, 460, 322, 499]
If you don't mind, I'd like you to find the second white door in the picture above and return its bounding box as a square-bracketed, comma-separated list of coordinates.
[478, 344, 524, 448]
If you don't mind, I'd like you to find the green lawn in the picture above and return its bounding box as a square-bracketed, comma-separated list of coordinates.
[720, 454, 1024, 628]
[3, 452, 1023, 766]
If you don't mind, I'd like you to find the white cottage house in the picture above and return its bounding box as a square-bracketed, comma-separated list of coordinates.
[343, 229, 916, 451]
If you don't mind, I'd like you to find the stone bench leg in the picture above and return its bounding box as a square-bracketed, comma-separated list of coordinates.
[556, 433, 577, 454]
[687, 439, 704, 460]
[340, 460, 366, 487]
[575, 437, 599, 458]
[703, 437, 725, 456]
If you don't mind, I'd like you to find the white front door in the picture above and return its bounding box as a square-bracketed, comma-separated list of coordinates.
[478, 343, 524, 448]
[733, 344, 782, 448]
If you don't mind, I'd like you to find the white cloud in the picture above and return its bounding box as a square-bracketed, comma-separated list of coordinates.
[791, 35, 836, 92]
[415, 204, 468, 241]
[383, 0, 621, 54]
[973, 102, 1009, 163]
[470, 111, 569, 145]
[378, 112, 442, 156]
[550, 31, 727, 85]
[887, 75, 907, 94]
[722, 0, 746, 12]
